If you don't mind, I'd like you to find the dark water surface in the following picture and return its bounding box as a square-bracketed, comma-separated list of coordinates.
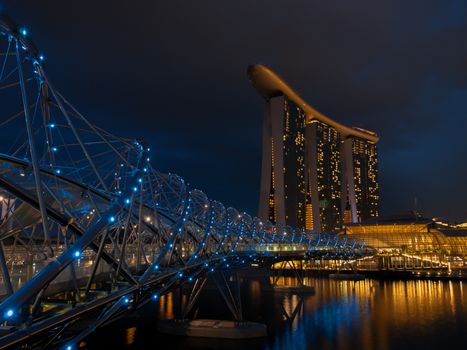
[85, 276, 466, 349]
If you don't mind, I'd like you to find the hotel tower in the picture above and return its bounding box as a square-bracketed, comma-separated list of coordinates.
[248, 64, 380, 232]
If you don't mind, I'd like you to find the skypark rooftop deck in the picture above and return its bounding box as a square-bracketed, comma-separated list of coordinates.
[247, 64, 379, 143]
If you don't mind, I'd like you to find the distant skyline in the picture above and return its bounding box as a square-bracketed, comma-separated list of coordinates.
[4, 1, 467, 222]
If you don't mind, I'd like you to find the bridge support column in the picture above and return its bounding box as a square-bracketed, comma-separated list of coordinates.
[158, 270, 267, 339]
[179, 277, 207, 320]
[271, 259, 315, 294]
[211, 271, 243, 322]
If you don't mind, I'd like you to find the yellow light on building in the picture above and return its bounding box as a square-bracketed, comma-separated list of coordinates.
[306, 203, 314, 231]
[343, 209, 352, 224]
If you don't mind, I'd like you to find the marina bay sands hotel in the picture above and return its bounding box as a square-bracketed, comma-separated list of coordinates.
[248, 64, 380, 232]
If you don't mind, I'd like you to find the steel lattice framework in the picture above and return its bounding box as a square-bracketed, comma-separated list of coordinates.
[0, 15, 366, 349]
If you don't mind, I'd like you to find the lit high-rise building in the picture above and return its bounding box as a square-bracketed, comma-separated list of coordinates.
[248, 64, 380, 232]
[262, 95, 307, 229]
[342, 134, 380, 223]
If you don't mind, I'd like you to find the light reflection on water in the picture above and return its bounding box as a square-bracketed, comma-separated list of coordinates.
[125, 327, 136, 345]
[158, 292, 174, 320]
[87, 277, 467, 350]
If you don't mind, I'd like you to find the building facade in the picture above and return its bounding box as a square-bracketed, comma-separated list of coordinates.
[249, 64, 380, 232]
[343, 211, 467, 271]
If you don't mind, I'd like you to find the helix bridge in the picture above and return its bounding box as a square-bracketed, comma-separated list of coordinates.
[0, 15, 366, 349]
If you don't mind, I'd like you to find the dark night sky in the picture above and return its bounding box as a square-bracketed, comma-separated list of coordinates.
[3, 1, 467, 222]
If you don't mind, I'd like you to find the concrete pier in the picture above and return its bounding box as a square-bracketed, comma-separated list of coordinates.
[158, 319, 267, 339]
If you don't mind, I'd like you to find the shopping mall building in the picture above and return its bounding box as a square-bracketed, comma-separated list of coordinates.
[341, 211, 467, 272]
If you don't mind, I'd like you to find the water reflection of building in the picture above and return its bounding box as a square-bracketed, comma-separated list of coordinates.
[248, 64, 380, 232]
[269, 276, 465, 350]
[344, 211, 467, 270]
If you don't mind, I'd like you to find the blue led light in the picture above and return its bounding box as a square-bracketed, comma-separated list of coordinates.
[143, 167, 148, 172]
[20, 28, 27, 36]
[55, 169, 61, 174]
[133, 186, 138, 192]
[109, 216, 116, 223]
[39, 54, 44, 61]
[138, 178, 143, 183]
[146, 157, 150, 162]
[125, 198, 130, 204]
[188, 277, 193, 282]
[66, 346, 72, 350]
[52, 147, 58, 152]
[153, 294, 159, 300]
[73, 250, 80, 258]
[123, 297, 130, 304]
[49, 123, 55, 128]
[4, 309, 14, 318]
[154, 264, 159, 270]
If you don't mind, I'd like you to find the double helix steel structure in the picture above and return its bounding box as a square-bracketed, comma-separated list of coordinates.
[0, 15, 366, 348]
